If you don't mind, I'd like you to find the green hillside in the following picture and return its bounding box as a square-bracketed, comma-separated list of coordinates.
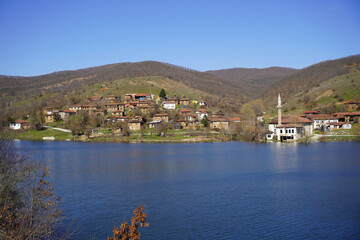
[78, 76, 209, 101]
[268, 70, 360, 115]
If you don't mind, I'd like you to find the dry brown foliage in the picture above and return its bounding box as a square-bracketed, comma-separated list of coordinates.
[107, 205, 149, 240]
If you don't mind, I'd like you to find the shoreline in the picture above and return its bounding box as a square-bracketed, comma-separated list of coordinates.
[14, 135, 360, 144]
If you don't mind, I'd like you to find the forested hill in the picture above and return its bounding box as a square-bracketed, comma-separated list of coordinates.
[0, 61, 248, 104]
[263, 54, 360, 105]
[206, 67, 298, 97]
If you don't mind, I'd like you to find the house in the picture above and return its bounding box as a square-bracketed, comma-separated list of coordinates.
[179, 98, 190, 106]
[268, 94, 313, 141]
[69, 104, 82, 112]
[162, 101, 176, 110]
[137, 100, 153, 107]
[147, 121, 161, 129]
[176, 119, 187, 129]
[138, 105, 153, 115]
[59, 110, 76, 120]
[44, 114, 55, 123]
[104, 103, 125, 112]
[112, 110, 125, 116]
[9, 120, 30, 130]
[94, 109, 107, 116]
[275, 124, 305, 141]
[184, 113, 197, 122]
[228, 117, 241, 125]
[126, 101, 139, 110]
[328, 122, 350, 130]
[306, 114, 339, 130]
[124, 95, 132, 103]
[304, 111, 318, 115]
[196, 109, 208, 119]
[82, 105, 97, 111]
[107, 116, 129, 123]
[209, 117, 229, 130]
[127, 120, 141, 131]
[265, 131, 275, 140]
[269, 115, 313, 136]
[343, 100, 360, 111]
[179, 109, 191, 115]
[199, 101, 207, 107]
[153, 113, 169, 122]
[126, 93, 153, 101]
[333, 112, 360, 123]
[186, 120, 198, 130]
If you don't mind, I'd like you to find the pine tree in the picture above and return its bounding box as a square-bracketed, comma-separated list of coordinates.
[159, 89, 166, 98]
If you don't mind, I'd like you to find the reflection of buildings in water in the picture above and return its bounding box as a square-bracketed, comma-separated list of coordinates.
[273, 142, 299, 171]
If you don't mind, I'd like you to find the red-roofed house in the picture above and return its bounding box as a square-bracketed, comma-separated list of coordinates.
[343, 100, 360, 111]
[209, 117, 229, 130]
[153, 113, 169, 122]
[179, 109, 191, 115]
[59, 110, 76, 120]
[9, 120, 30, 130]
[306, 114, 339, 130]
[304, 111, 318, 115]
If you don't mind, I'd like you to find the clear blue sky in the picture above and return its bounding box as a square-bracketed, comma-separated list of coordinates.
[0, 0, 359, 76]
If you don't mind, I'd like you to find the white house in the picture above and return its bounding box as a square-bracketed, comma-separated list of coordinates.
[162, 101, 176, 110]
[275, 124, 304, 141]
[199, 101, 207, 107]
[9, 120, 30, 130]
[69, 104, 82, 112]
[306, 114, 339, 130]
[196, 109, 208, 119]
[59, 110, 76, 120]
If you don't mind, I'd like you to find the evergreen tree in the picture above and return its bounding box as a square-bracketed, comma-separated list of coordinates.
[159, 88, 166, 98]
[201, 115, 209, 127]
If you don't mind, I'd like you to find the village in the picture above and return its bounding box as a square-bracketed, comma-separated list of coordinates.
[7, 90, 360, 142]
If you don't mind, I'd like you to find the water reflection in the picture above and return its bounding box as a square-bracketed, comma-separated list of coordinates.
[13, 141, 360, 240]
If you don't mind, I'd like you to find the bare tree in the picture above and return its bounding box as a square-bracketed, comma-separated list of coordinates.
[0, 130, 65, 239]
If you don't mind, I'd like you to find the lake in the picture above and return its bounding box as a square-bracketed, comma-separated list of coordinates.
[14, 141, 360, 239]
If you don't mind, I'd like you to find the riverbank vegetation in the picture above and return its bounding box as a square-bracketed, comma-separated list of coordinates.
[0, 131, 64, 239]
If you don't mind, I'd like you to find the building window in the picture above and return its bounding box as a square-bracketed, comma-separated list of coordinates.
[280, 130, 282, 133]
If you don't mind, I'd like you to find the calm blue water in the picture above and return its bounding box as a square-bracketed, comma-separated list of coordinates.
[14, 141, 360, 239]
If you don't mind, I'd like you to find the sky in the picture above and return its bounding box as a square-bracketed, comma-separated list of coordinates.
[0, 0, 359, 76]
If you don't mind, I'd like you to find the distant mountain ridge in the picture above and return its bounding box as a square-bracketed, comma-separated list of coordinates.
[0, 61, 248, 103]
[206, 67, 298, 97]
[1, 55, 360, 113]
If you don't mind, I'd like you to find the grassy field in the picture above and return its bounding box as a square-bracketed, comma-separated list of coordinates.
[15, 129, 74, 141]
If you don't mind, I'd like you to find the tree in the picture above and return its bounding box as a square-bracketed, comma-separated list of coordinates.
[0, 130, 64, 239]
[200, 115, 209, 127]
[159, 88, 166, 99]
[157, 122, 172, 137]
[107, 205, 149, 240]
